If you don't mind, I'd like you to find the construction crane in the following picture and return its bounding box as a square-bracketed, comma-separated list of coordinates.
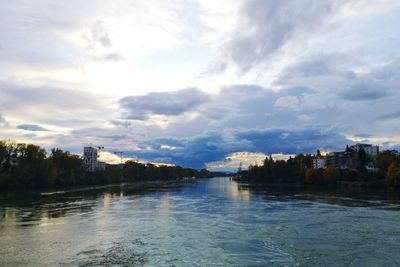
[96, 146, 104, 157]
[237, 162, 243, 174]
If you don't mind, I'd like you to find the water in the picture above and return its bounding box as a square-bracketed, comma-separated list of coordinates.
[1, 177, 400, 266]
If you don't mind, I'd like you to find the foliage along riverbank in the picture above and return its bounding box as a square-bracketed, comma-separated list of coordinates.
[239, 151, 400, 190]
[0, 140, 212, 191]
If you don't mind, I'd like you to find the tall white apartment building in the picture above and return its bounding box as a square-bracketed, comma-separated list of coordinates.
[83, 146, 106, 172]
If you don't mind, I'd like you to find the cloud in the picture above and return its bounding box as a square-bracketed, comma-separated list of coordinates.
[206, 152, 267, 172]
[17, 124, 50, 132]
[378, 111, 400, 121]
[124, 133, 228, 169]
[225, 0, 340, 72]
[0, 81, 114, 122]
[206, 152, 297, 172]
[95, 53, 123, 62]
[341, 81, 387, 101]
[354, 133, 373, 138]
[118, 127, 350, 169]
[100, 84, 355, 168]
[88, 20, 112, 48]
[235, 128, 349, 155]
[270, 53, 400, 137]
[276, 54, 357, 85]
[119, 88, 209, 120]
[1, 0, 400, 171]
[0, 114, 9, 127]
[3, 80, 398, 169]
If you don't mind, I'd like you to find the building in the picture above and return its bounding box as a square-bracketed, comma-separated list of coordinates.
[313, 157, 327, 168]
[96, 161, 106, 171]
[323, 143, 379, 170]
[83, 146, 106, 172]
[325, 149, 358, 169]
[326, 152, 346, 169]
[349, 144, 379, 157]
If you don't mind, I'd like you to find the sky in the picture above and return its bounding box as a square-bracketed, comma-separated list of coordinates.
[1, 0, 400, 171]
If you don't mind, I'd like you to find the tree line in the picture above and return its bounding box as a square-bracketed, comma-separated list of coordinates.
[0, 140, 212, 190]
[242, 150, 400, 189]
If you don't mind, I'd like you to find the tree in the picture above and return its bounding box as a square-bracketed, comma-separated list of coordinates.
[386, 162, 400, 187]
[49, 148, 83, 187]
[0, 140, 18, 173]
[0, 140, 212, 190]
[377, 151, 395, 173]
[358, 148, 367, 171]
[323, 167, 339, 184]
[305, 168, 322, 184]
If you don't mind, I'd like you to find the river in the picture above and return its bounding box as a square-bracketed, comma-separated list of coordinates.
[1, 177, 400, 266]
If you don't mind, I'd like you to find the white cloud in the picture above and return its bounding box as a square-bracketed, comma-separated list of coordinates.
[206, 152, 267, 172]
[206, 151, 296, 172]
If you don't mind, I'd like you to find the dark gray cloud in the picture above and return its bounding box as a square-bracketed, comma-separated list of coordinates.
[144, 133, 229, 168]
[17, 124, 50, 132]
[42, 81, 400, 169]
[276, 53, 357, 85]
[274, 54, 400, 110]
[114, 82, 400, 168]
[341, 82, 387, 101]
[378, 111, 400, 120]
[235, 128, 349, 155]
[121, 128, 350, 169]
[226, 0, 339, 72]
[119, 88, 209, 120]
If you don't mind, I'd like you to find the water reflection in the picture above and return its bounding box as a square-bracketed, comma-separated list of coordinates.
[0, 181, 182, 226]
[1, 178, 400, 266]
[1, 178, 400, 228]
[240, 182, 400, 208]
[159, 192, 170, 215]
[206, 177, 250, 201]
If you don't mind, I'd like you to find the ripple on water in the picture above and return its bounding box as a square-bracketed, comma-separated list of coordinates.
[69, 239, 148, 266]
